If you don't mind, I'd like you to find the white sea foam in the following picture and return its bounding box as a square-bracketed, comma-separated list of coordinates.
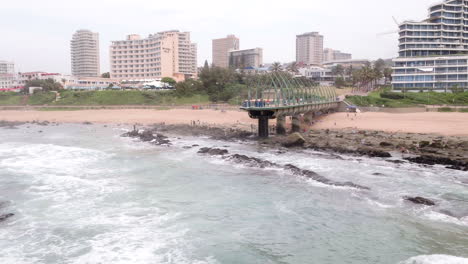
[423, 211, 468, 227]
[0, 142, 109, 175]
[399, 255, 468, 264]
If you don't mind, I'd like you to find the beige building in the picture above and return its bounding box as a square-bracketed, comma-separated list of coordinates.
[212, 35, 239, 68]
[229, 48, 263, 69]
[71, 29, 100, 77]
[110, 31, 197, 82]
[296, 32, 324, 66]
[323, 48, 352, 63]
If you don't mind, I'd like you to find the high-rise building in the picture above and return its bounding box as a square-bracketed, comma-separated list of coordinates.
[392, 0, 468, 92]
[296, 32, 324, 66]
[212, 35, 240, 68]
[110, 31, 197, 81]
[229, 48, 263, 69]
[71, 30, 100, 77]
[323, 48, 352, 63]
[0, 61, 14, 74]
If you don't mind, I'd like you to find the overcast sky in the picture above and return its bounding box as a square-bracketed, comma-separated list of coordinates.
[1, 0, 439, 74]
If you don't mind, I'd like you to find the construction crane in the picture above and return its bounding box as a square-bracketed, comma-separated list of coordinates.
[376, 16, 401, 37]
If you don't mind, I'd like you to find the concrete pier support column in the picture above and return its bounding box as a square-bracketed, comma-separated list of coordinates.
[258, 116, 269, 138]
[303, 111, 315, 125]
[291, 114, 301, 133]
[276, 115, 286, 135]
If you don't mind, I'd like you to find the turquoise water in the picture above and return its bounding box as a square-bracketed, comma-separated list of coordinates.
[0, 124, 467, 264]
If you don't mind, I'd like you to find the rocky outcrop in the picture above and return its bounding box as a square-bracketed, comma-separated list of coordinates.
[282, 133, 306, 148]
[405, 155, 467, 171]
[227, 154, 278, 168]
[357, 148, 392, 158]
[198, 148, 229, 156]
[284, 164, 370, 190]
[404, 196, 436, 206]
[122, 129, 171, 146]
[0, 213, 14, 223]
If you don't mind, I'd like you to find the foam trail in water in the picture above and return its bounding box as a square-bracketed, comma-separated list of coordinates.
[399, 255, 468, 264]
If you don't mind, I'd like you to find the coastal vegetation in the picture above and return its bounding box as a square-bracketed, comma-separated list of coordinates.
[346, 87, 468, 108]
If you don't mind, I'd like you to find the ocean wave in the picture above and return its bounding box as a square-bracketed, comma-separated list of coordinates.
[423, 211, 468, 227]
[0, 143, 109, 175]
[399, 255, 468, 264]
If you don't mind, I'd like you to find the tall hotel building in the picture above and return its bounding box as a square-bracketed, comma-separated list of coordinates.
[212, 35, 240, 68]
[110, 31, 197, 81]
[392, 0, 468, 92]
[71, 30, 100, 77]
[296, 32, 324, 66]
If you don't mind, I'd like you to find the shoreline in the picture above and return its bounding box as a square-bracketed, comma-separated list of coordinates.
[1, 120, 467, 172]
[1, 109, 468, 136]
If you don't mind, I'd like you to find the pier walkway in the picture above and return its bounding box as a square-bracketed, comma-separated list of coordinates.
[240, 73, 341, 137]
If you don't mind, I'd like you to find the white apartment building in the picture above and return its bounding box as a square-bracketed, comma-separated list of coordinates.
[110, 31, 198, 82]
[392, 0, 468, 92]
[296, 32, 324, 66]
[0, 61, 14, 74]
[71, 30, 100, 77]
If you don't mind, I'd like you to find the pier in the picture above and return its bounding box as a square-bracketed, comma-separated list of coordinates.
[240, 73, 341, 138]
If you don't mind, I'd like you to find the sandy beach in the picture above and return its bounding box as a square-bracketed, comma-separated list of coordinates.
[1, 109, 467, 136]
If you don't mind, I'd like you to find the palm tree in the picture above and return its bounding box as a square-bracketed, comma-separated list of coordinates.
[270, 62, 283, 72]
[287, 61, 298, 73]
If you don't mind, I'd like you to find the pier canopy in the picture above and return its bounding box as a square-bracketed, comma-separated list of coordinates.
[240, 72, 338, 110]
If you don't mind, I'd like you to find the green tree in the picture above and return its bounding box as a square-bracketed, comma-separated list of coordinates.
[270, 62, 283, 72]
[383, 68, 393, 84]
[175, 79, 203, 97]
[161, 77, 176, 86]
[374, 59, 386, 74]
[335, 76, 346, 88]
[24, 79, 63, 93]
[101, 72, 110, 78]
[331, 64, 345, 77]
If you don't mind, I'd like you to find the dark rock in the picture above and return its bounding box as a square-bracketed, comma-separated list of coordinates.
[121, 129, 171, 145]
[284, 164, 370, 190]
[0, 213, 14, 223]
[372, 173, 385, 176]
[379, 142, 393, 147]
[83, 121, 93, 125]
[282, 133, 306, 148]
[139, 130, 155, 142]
[405, 155, 467, 171]
[192, 144, 200, 147]
[419, 141, 431, 148]
[404, 196, 436, 206]
[357, 148, 392, 158]
[429, 141, 444, 149]
[228, 154, 278, 168]
[386, 160, 407, 164]
[198, 148, 229, 156]
[183, 146, 192, 149]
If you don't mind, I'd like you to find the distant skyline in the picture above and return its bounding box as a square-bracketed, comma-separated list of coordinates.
[1, 0, 438, 74]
